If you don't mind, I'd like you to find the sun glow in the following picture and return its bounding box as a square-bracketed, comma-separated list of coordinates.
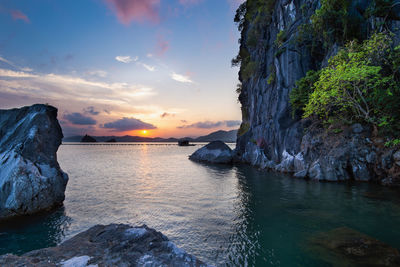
[142, 130, 148, 135]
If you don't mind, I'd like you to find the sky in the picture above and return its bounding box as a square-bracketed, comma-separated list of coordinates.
[0, 0, 243, 138]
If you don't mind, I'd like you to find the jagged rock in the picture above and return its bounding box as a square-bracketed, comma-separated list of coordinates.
[309, 227, 400, 266]
[189, 141, 233, 164]
[0, 224, 210, 266]
[81, 134, 97, 143]
[0, 104, 68, 221]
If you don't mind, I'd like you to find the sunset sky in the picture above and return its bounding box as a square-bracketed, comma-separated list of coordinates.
[0, 0, 243, 138]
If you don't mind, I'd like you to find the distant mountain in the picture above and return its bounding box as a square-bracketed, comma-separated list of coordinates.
[194, 130, 237, 142]
[63, 129, 237, 143]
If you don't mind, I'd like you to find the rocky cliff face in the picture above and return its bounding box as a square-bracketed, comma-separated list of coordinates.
[0, 104, 68, 220]
[235, 0, 400, 185]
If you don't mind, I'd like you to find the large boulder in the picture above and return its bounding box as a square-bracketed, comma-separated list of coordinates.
[189, 141, 233, 164]
[0, 224, 210, 266]
[0, 104, 68, 221]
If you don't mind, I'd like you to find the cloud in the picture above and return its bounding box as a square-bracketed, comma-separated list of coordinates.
[178, 120, 241, 129]
[64, 112, 97, 125]
[0, 56, 32, 72]
[156, 36, 169, 56]
[105, 0, 160, 25]
[115, 55, 137, 63]
[0, 68, 37, 78]
[161, 112, 175, 118]
[103, 117, 157, 131]
[10, 10, 30, 23]
[21, 67, 33, 72]
[0, 56, 15, 67]
[225, 120, 241, 127]
[87, 70, 108, 77]
[83, 106, 100, 115]
[0, 68, 156, 110]
[171, 72, 193, 83]
[142, 63, 155, 72]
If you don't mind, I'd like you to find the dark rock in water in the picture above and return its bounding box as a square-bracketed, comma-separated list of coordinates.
[309, 227, 400, 266]
[189, 141, 233, 164]
[0, 104, 68, 221]
[0, 224, 210, 266]
[106, 138, 117, 143]
[81, 134, 97, 142]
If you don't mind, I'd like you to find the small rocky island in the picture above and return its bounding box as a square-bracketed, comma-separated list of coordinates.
[0, 104, 68, 221]
[81, 134, 97, 143]
[0, 224, 210, 266]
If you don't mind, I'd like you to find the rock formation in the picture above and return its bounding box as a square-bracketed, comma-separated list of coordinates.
[234, 0, 400, 185]
[81, 134, 97, 143]
[0, 104, 68, 221]
[0, 224, 210, 266]
[189, 141, 233, 164]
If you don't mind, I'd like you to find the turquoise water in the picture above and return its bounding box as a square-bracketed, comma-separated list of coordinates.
[1, 143, 400, 266]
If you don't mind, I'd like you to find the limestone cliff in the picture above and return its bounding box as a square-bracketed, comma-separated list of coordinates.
[235, 0, 400, 185]
[0, 104, 68, 220]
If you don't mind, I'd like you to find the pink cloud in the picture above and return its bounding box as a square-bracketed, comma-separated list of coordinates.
[106, 0, 160, 25]
[156, 35, 169, 56]
[10, 10, 30, 23]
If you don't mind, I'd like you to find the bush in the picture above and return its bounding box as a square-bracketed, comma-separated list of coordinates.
[241, 61, 259, 81]
[303, 32, 400, 135]
[289, 70, 321, 116]
[238, 122, 250, 136]
[267, 65, 276, 84]
[275, 29, 287, 47]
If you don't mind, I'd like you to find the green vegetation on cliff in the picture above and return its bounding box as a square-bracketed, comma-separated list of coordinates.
[232, 0, 277, 82]
[291, 32, 400, 135]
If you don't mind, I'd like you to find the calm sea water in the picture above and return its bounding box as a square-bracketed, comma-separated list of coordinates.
[1, 143, 400, 266]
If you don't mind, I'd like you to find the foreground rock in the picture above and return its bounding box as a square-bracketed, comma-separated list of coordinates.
[0, 224, 210, 266]
[0, 104, 68, 221]
[189, 141, 233, 164]
[309, 227, 400, 266]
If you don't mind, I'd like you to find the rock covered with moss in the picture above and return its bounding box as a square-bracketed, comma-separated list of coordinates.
[0, 224, 210, 266]
[0, 104, 68, 221]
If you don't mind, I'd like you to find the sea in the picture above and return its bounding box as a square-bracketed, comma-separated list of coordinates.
[1, 143, 400, 266]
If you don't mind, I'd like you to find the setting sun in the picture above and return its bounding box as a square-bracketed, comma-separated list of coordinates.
[142, 130, 147, 135]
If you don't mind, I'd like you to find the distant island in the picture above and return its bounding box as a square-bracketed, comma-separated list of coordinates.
[63, 129, 238, 143]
